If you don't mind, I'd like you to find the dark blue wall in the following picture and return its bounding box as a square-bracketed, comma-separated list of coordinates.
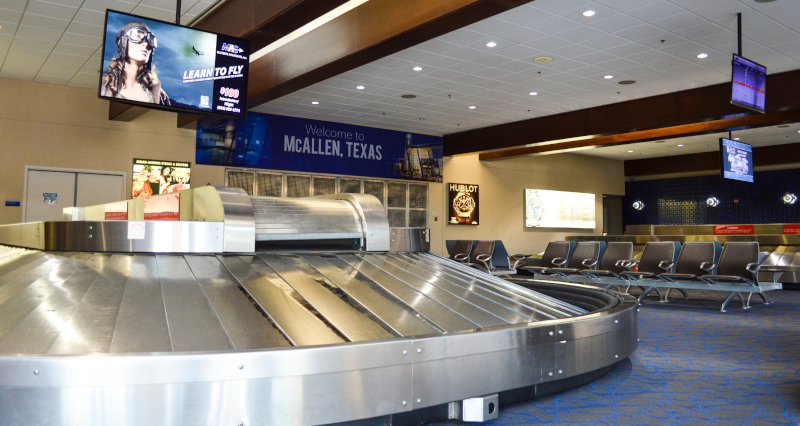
[623, 168, 800, 226]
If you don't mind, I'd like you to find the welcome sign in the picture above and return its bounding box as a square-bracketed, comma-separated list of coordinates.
[195, 112, 443, 182]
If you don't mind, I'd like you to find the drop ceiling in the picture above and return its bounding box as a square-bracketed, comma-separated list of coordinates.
[1, 0, 800, 161]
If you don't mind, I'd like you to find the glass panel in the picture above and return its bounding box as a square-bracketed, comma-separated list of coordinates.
[363, 181, 385, 206]
[387, 208, 407, 227]
[409, 210, 427, 227]
[409, 184, 427, 209]
[226, 170, 254, 195]
[256, 173, 282, 197]
[387, 182, 407, 208]
[339, 179, 361, 194]
[286, 175, 311, 198]
[313, 177, 336, 195]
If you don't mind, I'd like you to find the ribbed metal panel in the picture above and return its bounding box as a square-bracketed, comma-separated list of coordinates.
[251, 196, 363, 240]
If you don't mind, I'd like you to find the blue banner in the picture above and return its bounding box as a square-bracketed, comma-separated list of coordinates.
[196, 112, 443, 182]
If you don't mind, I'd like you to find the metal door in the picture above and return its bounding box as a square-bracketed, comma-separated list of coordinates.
[24, 170, 76, 222]
[76, 173, 125, 207]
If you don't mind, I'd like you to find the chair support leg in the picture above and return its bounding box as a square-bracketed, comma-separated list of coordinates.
[638, 287, 665, 304]
[749, 292, 769, 306]
[676, 288, 689, 299]
[664, 288, 672, 302]
[720, 292, 745, 312]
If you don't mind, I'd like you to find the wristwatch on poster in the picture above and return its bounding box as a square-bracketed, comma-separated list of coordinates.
[453, 191, 476, 221]
[526, 190, 543, 226]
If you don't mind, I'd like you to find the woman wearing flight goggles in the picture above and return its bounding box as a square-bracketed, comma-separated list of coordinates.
[101, 21, 170, 105]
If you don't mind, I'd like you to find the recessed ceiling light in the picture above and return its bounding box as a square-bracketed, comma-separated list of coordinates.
[619, 80, 636, 85]
[413, 66, 422, 71]
[311, 101, 319, 105]
[604, 75, 613, 79]
[678, 144, 684, 147]
[734, 137, 740, 140]
[628, 150, 634, 153]
[583, 10, 595, 17]
[401, 94, 416, 99]
[486, 41, 497, 48]
[777, 124, 790, 128]
[655, 140, 666, 143]
[529, 91, 538, 96]
[419, 118, 425, 121]
[469, 106, 476, 109]
[356, 85, 364, 90]
[697, 53, 708, 59]
[533, 56, 553, 63]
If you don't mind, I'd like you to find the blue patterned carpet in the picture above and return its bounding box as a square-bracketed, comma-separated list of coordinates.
[433, 289, 800, 425]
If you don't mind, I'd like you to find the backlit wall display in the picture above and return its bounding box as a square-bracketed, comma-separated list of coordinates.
[730, 54, 766, 114]
[100, 10, 249, 118]
[448, 183, 479, 225]
[525, 189, 595, 229]
[132, 159, 191, 199]
[719, 138, 754, 183]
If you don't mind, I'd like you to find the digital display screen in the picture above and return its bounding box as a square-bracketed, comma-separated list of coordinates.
[100, 10, 249, 118]
[525, 189, 595, 229]
[132, 159, 191, 199]
[719, 138, 753, 183]
[731, 54, 766, 113]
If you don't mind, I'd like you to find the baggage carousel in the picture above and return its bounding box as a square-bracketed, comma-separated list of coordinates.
[0, 187, 637, 425]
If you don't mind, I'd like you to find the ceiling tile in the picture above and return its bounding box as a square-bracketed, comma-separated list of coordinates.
[20, 13, 70, 31]
[414, 38, 462, 55]
[494, 60, 538, 73]
[604, 42, 651, 57]
[575, 50, 620, 65]
[12, 36, 56, 51]
[470, 53, 515, 67]
[59, 32, 102, 48]
[492, 5, 552, 26]
[66, 21, 104, 38]
[651, 12, 707, 32]
[470, 66, 512, 79]
[417, 55, 462, 69]
[389, 48, 435, 63]
[25, 1, 78, 20]
[673, 22, 729, 41]
[523, 35, 573, 51]
[494, 44, 541, 60]
[131, 5, 175, 21]
[613, 23, 667, 40]
[533, 0, 593, 15]
[494, 26, 547, 44]
[465, 17, 517, 36]
[553, 25, 607, 43]
[585, 12, 642, 33]
[0, 8, 23, 23]
[580, 33, 629, 50]
[627, 1, 684, 21]
[550, 43, 596, 58]
[15, 24, 64, 42]
[445, 61, 488, 74]
[437, 28, 488, 46]
[0, 0, 28, 12]
[527, 15, 582, 35]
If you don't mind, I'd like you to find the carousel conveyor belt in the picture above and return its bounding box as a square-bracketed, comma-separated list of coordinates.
[0, 246, 590, 354]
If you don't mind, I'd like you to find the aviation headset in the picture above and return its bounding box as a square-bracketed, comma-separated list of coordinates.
[115, 22, 157, 66]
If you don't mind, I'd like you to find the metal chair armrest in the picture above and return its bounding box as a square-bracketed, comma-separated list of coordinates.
[746, 262, 761, 283]
[658, 261, 674, 273]
[622, 260, 638, 272]
[475, 253, 493, 271]
[509, 254, 526, 269]
[700, 262, 716, 275]
[582, 259, 598, 269]
[551, 257, 567, 267]
[454, 253, 469, 262]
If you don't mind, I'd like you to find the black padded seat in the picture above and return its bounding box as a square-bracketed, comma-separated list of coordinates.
[619, 241, 681, 280]
[658, 241, 721, 282]
[449, 240, 474, 262]
[462, 240, 495, 271]
[520, 241, 575, 275]
[701, 242, 761, 285]
[550, 241, 605, 277]
[580, 242, 633, 279]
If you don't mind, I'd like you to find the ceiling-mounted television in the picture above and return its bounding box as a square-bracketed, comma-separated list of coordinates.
[730, 54, 766, 114]
[719, 137, 753, 182]
[100, 10, 249, 118]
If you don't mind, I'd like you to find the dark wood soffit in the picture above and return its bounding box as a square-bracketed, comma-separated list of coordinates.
[624, 142, 800, 177]
[478, 107, 800, 160]
[447, 68, 800, 157]
[111, 0, 347, 123]
[245, 0, 537, 108]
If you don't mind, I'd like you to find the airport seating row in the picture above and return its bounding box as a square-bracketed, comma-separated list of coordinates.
[515, 240, 781, 312]
[445, 239, 526, 276]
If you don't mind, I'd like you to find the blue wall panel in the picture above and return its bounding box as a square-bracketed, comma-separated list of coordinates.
[623, 169, 800, 226]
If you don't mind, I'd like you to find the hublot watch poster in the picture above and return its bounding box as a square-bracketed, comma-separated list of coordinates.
[448, 183, 479, 225]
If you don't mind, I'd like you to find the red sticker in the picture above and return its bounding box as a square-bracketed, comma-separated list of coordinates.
[713, 225, 754, 235]
[783, 224, 800, 235]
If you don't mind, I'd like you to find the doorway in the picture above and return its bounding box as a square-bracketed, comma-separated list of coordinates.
[602, 195, 623, 236]
[22, 167, 126, 222]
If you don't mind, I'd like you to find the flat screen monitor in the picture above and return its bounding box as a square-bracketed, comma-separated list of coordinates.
[730, 54, 766, 113]
[100, 10, 249, 118]
[719, 138, 753, 183]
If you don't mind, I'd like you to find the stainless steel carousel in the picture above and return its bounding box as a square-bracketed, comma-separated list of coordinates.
[0, 187, 637, 425]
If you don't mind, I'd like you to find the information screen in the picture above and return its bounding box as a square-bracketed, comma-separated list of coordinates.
[730, 54, 766, 113]
[719, 138, 753, 183]
[100, 10, 249, 118]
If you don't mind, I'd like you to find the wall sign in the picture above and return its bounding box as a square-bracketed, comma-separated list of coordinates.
[782, 224, 800, 235]
[448, 183, 478, 225]
[104, 201, 129, 221]
[42, 193, 58, 205]
[713, 225, 754, 235]
[195, 112, 443, 182]
[143, 193, 181, 221]
[5, 198, 20, 207]
[525, 189, 595, 229]
[133, 159, 191, 199]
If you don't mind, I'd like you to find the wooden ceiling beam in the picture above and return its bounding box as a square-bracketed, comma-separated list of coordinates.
[446, 68, 800, 159]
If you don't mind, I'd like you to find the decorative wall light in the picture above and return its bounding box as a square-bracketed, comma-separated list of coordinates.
[632, 200, 645, 210]
[706, 197, 719, 207]
[783, 192, 797, 205]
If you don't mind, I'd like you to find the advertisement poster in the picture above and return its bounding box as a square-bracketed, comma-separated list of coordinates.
[195, 112, 443, 182]
[132, 159, 191, 199]
[448, 183, 478, 225]
[720, 138, 754, 182]
[101, 10, 249, 117]
[525, 189, 595, 229]
[143, 193, 181, 221]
